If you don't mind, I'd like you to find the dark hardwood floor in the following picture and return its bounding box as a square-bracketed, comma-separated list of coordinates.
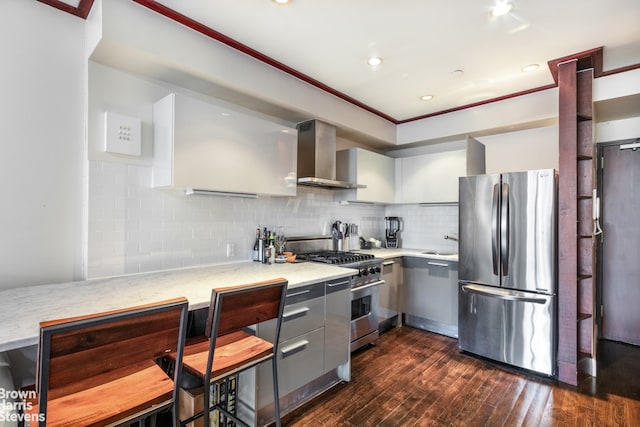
[281, 327, 640, 426]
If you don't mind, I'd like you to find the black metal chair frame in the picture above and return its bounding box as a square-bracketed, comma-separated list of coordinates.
[35, 298, 189, 427]
[181, 279, 287, 427]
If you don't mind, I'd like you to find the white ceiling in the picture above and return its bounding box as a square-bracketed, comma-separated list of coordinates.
[149, 0, 640, 122]
[54, 0, 640, 123]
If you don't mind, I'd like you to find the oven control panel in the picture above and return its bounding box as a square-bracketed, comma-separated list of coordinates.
[353, 260, 383, 286]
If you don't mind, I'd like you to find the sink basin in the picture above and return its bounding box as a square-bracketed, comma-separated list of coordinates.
[422, 250, 457, 256]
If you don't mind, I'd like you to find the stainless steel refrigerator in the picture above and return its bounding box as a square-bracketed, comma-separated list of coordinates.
[458, 169, 557, 376]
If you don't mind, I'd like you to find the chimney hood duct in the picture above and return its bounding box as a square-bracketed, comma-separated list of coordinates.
[296, 120, 364, 189]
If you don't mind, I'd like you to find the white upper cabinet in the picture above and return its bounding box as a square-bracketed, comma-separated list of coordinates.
[395, 137, 485, 204]
[336, 148, 395, 204]
[152, 93, 297, 197]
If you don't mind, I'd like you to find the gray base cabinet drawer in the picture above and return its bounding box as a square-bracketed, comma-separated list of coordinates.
[257, 327, 325, 405]
[258, 284, 325, 342]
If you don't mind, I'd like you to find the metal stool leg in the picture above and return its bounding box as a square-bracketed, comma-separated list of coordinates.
[272, 357, 281, 427]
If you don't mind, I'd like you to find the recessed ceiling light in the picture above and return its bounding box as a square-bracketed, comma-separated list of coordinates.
[420, 95, 434, 101]
[272, 0, 290, 4]
[367, 57, 383, 66]
[522, 64, 539, 72]
[491, 1, 513, 17]
[451, 69, 464, 77]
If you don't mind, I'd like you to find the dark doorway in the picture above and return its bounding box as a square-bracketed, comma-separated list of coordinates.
[598, 139, 640, 346]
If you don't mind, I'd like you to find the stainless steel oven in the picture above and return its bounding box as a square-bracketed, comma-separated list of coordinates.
[294, 244, 384, 352]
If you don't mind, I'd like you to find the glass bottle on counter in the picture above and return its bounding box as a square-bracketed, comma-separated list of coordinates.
[253, 227, 262, 262]
[262, 227, 268, 264]
[268, 231, 276, 264]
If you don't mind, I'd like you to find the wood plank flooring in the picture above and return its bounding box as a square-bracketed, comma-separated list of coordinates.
[281, 327, 640, 426]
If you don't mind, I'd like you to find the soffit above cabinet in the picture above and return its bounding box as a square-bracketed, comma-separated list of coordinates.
[86, 0, 396, 148]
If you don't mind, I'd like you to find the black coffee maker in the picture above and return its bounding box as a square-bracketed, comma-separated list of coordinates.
[385, 216, 401, 248]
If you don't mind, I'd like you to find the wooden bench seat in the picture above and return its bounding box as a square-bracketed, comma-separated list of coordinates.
[181, 331, 273, 382]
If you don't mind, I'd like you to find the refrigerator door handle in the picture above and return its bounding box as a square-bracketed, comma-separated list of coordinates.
[501, 182, 510, 276]
[491, 183, 500, 275]
[460, 284, 548, 304]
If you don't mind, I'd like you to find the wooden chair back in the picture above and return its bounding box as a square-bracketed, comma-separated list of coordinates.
[36, 297, 189, 416]
[205, 278, 288, 340]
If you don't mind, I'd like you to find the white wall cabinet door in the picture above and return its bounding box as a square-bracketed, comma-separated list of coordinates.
[153, 93, 297, 196]
[395, 137, 485, 204]
[336, 147, 395, 203]
[397, 149, 466, 203]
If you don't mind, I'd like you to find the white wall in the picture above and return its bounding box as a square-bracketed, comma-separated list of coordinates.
[0, 1, 86, 290]
[596, 117, 640, 143]
[475, 125, 559, 174]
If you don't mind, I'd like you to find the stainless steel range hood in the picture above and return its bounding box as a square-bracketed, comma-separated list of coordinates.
[296, 120, 364, 189]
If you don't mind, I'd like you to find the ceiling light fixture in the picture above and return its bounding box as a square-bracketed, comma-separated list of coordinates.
[367, 57, 383, 66]
[521, 64, 539, 72]
[491, 1, 513, 17]
[272, 0, 290, 4]
[420, 95, 434, 101]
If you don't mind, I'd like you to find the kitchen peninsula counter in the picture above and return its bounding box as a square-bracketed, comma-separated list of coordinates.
[0, 261, 355, 352]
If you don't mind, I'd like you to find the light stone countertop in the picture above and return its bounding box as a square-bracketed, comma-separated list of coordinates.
[0, 261, 355, 352]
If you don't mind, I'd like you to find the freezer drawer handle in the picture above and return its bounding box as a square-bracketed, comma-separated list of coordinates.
[461, 284, 548, 304]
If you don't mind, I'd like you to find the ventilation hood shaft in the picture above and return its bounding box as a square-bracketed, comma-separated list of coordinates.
[296, 120, 363, 189]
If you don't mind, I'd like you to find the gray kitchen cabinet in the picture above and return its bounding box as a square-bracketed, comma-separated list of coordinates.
[336, 147, 395, 204]
[258, 283, 325, 342]
[395, 137, 485, 204]
[254, 278, 350, 425]
[379, 257, 403, 331]
[324, 278, 350, 375]
[152, 92, 298, 197]
[403, 257, 459, 338]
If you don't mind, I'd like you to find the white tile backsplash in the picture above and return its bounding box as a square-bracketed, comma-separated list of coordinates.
[384, 204, 459, 252]
[88, 161, 461, 278]
[88, 160, 389, 278]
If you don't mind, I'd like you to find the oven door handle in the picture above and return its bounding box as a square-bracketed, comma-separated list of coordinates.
[351, 280, 385, 293]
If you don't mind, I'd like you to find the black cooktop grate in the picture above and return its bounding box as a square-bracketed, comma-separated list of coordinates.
[298, 251, 375, 265]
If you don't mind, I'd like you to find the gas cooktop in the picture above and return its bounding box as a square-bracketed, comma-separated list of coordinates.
[297, 251, 375, 265]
